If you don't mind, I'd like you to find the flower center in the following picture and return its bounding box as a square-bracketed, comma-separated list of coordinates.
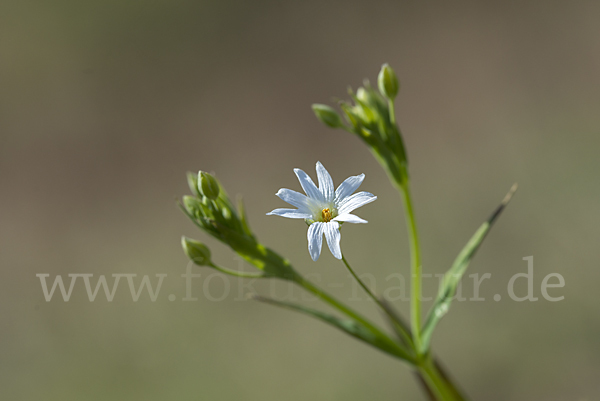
[321, 208, 333, 222]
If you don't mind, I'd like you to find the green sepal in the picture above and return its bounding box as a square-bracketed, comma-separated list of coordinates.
[186, 172, 201, 197]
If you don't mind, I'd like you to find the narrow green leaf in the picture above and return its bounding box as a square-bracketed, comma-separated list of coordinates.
[251, 295, 413, 362]
[420, 184, 518, 353]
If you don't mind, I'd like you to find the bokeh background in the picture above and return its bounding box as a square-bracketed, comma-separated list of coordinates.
[1, 0, 599, 400]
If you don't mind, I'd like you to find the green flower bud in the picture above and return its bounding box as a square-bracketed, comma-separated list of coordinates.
[312, 104, 343, 128]
[377, 63, 399, 100]
[352, 91, 376, 124]
[182, 195, 202, 216]
[198, 171, 220, 200]
[356, 87, 369, 103]
[181, 236, 212, 266]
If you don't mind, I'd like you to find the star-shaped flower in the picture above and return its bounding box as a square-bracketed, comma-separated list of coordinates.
[267, 162, 377, 261]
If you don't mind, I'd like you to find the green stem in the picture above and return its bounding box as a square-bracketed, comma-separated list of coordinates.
[401, 180, 423, 351]
[295, 276, 416, 363]
[341, 254, 414, 348]
[297, 277, 383, 338]
[388, 99, 396, 125]
[208, 262, 265, 278]
[417, 356, 467, 401]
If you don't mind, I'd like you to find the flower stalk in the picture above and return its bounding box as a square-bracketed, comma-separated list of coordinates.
[341, 254, 414, 348]
[400, 180, 423, 351]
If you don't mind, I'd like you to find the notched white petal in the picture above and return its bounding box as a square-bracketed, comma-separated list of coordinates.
[333, 213, 368, 224]
[323, 221, 342, 259]
[338, 191, 377, 215]
[276, 188, 312, 210]
[307, 222, 324, 261]
[267, 208, 312, 219]
[294, 168, 324, 202]
[335, 173, 365, 203]
[316, 162, 335, 202]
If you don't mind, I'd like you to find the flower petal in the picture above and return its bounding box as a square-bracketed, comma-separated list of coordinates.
[307, 222, 324, 261]
[267, 208, 312, 219]
[333, 213, 368, 224]
[275, 188, 313, 212]
[316, 162, 335, 202]
[338, 191, 377, 215]
[323, 221, 342, 259]
[294, 168, 324, 202]
[335, 174, 364, 203]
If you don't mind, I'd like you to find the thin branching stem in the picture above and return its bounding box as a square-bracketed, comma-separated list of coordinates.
[295, 276, 416, 363]
[341, 254, 414, 348]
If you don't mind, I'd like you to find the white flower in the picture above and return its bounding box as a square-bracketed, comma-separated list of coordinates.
[267, 161, 377, 261]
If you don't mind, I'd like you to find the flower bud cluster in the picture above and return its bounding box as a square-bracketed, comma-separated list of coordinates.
[312, 64, 408, 188]
[181, 171, 298, 280]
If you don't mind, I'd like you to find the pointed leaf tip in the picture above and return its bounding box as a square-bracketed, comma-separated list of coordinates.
[503, 183, 518, 205]
[488, 183, 518, 225]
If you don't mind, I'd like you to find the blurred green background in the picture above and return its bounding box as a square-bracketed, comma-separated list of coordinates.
[1, 0, 599, 400]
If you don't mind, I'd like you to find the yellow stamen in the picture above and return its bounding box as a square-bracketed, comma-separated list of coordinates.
[321, 208, 332, 222]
